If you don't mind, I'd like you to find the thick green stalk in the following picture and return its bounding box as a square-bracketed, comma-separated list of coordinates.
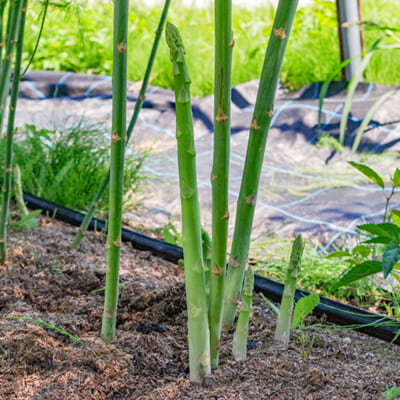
[0, 0, 26, 262]
[71, 0, 171, 250]
[0, 0, 21, 134]
[209, 0, 233, 370]
[101, 0, 129, 343]
[166, 22, 210, 383]
[232, 266, 254, 361]
[274, 234, 304, 349]
[222, 0, 299, 328]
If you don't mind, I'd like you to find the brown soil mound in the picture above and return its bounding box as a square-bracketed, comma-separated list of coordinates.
[0, 216, 399, 399]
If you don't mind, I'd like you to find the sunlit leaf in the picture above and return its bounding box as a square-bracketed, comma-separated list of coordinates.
[348, 162, 384, 189]
[291, 294, 320, 330]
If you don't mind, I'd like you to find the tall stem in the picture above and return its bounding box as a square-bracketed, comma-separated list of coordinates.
[101, 0, 129, 343]
[72, 0, 171, 250]
[166, 22, 210, 383]
[222, 0, 299, 328]
[0, 0, 9, 77]
[209, 0, 232, 369]
[0, 0, 25, 262]
[0, 0, 22, 134]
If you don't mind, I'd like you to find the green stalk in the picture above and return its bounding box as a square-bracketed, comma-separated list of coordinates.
[0, 0, 21, 134]
[71, 0, 171, 250]
[13, 164, 28, 215]
[209, 0, 233, 370]
[273, 234, 304, 349]
[166, 22, 210, 383]
[0, 0, 9, 76]
[101, 0, 129, 343]
[232, 266, 254, 361]
[0, 0, 26, 262]
[222, 0, 299, 328]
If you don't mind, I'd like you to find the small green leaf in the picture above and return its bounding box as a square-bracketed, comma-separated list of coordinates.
[391, 210, 400, 227]
[19, 209, 42, 224]
[363, 236, 391, 245]
[357, 223, 397, 238]
[382, 245, 400, 278]
[291, 294, 320, 330]
[163, 225, 176, 245]
[348, 161, 384, 189]
[352, 245, 371, 258]
[392, 169, 400, 188]
[325, 250, 352, 259]
[331, 260, 382, 290]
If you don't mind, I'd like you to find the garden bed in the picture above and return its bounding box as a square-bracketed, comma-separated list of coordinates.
[0, 216, 399, 399]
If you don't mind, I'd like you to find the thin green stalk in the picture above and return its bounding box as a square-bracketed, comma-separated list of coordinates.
[232, 266, 254, 361]
[101, 0, 129, 343]
[0, 0, 26, 262]
[0, 0, 9, 76]
[71, 0, 171, 250]
[0, 0, 22, 134]
[222, 0, 299, 328]
[273, 234, 304, 349]
[209, 0, 233, 370]
[166, 22, 210, 383]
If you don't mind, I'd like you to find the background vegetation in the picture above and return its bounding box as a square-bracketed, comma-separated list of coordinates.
[23, 0, 400, 97]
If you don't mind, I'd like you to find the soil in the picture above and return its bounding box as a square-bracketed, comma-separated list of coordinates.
[0, 216, 399, 400]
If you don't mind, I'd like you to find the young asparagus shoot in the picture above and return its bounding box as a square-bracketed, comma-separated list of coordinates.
[101, 0, 129, 343]
[166, 21, 210, 383]
[222, 0, 299, 329]
[0, 0, 27, 262]
[232, 266, 254, 361]
[209, 0, 233, 370]
[273, 234, 304, 350]
[72, 0, 171, 250]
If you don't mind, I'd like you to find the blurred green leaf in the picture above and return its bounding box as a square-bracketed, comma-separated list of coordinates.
[348, 161, 384, 189]
[291, 294, 319, 330]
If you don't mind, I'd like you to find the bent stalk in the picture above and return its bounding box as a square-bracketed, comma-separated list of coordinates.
[166, 22, 210, 383]
[222, 0, 299, 328]
[273, 234, 304, 349]
[0, 0, 26, 262]
[209, 0, 233, 370]
[72, 0, 171, 250]
[101, 0, 129, 343]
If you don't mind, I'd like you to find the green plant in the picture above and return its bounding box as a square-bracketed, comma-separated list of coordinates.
[232, 266, 254, 361]
[10, 209, 41, 229]
[8, 316, 83, 344]
[0, 123, 145, 213]
[222, 0, 298, 329]
[101, 0, 129, 344]
[0, 0, 28, 262]
[379, 385, 400, 400]
[273, 235, 304, 349]
[166, 0, 298, 382]
[72, 0, 171, 250]
[318, 21, 400, 153]
[166, 22, 211, 382]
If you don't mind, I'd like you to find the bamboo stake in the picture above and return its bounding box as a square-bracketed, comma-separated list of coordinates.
[101, 0, 129, 343]
[222, 0, 299, 328]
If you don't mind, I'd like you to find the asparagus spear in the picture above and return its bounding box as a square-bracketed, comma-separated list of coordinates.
[232, 266, 254, 361]
[101, 0, 129, 343]
[222, 0, 299, 328]
[209, 0, 233, 370]
[274, 234, 304, 349]
[166, 21, 210, 383]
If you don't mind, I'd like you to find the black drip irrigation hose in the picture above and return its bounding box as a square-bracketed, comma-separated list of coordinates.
[23, 192, 400, 345]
